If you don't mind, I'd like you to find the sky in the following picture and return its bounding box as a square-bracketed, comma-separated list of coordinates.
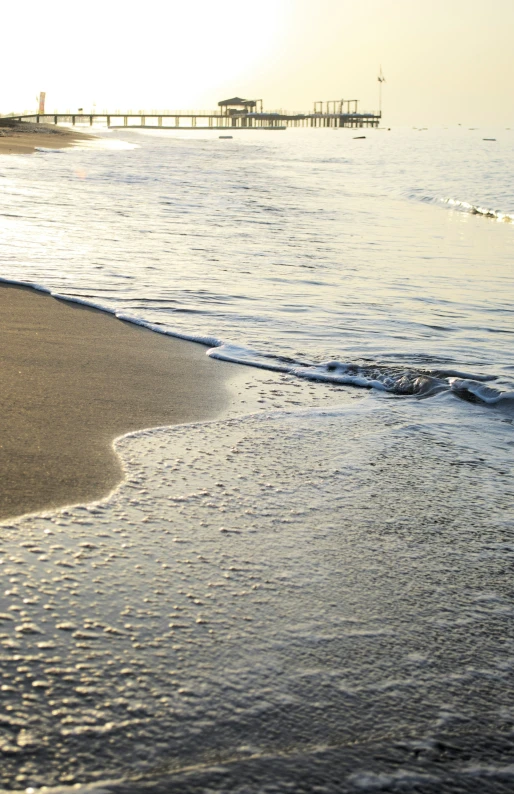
[3, 0, 514, 126]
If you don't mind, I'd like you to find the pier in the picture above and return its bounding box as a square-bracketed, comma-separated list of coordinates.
[4, 97, 381, 131]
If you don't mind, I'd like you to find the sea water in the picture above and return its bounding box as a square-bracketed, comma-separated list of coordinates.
[0, 127, 513, 792]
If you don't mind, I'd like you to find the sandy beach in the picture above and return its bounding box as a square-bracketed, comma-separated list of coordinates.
[0, 284, 237, 520]
[0, 119, 92, 154]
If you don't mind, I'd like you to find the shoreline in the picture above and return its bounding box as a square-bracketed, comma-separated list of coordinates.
[0, 282, 354, 523]
[0, 120, 93, 154]
[0, 283, 243, 520]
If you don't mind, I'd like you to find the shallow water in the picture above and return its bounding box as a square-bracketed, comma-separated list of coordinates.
[0, 126, 513, 792]
[1, 127, 513, 397]
[0, 396, 513, 792]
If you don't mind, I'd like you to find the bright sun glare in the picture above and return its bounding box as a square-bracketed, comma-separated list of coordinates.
[3, 0, 290, 113]
[3, 0, 514, 124]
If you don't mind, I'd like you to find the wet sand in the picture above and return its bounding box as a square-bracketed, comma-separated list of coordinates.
[0, 121, 92, 154]
[0, 284, 237, 520]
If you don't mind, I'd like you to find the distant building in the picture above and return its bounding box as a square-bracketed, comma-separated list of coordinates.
[218, 97, 262, 116]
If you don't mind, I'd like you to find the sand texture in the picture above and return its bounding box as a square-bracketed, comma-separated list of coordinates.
[0, 284, 235, 520]
[0, 119, 92, 154]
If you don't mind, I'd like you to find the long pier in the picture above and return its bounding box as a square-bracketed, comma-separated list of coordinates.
[6, 109, 381, 131]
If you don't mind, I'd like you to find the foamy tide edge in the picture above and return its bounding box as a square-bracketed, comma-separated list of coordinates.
[1, 276, 510, 405]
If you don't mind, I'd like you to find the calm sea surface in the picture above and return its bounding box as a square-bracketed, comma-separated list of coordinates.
[0, 127, 513, 792]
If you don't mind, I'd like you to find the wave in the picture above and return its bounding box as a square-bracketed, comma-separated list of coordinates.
[411, 193, 514, 223]
[449, 378, 514, 405]
[201, 347, 511, 406]
[289, 361, 507, 402]
[2, 276, 511, 408]
[441, 198, 514, 222]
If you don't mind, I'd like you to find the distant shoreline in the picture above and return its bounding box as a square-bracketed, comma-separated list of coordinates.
[0, 119, 93, 154]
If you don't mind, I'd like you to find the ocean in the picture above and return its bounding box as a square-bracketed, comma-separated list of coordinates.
[0, 126, 513, 792]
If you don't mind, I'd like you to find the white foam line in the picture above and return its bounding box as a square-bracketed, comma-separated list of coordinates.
[0, 277, 508, 401]
[0, 276, 221, 348]
[449, 378, 514, 404]
[0, 278, 304, 373]
[115, 312, 221, 348]
[210, 344, 291, 373]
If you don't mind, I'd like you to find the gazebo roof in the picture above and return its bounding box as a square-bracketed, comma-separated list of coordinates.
[218, 97, 257, 107]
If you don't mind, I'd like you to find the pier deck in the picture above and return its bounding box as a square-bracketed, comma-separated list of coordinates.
[4, 110, 381, 130]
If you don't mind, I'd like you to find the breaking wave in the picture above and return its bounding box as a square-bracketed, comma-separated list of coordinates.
[289, 361, 512, 403]
[409, 193, 514, 223]
[441, 198, 514, 222]
[210, 347, 512, 405]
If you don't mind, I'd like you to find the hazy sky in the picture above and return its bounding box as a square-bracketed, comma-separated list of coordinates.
[3, 0, 513, 125]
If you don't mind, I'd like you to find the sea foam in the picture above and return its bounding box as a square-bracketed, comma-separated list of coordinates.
[0, 396, 512, 791]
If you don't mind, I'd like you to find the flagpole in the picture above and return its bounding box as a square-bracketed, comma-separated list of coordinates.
[377, 66, 385, 118]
